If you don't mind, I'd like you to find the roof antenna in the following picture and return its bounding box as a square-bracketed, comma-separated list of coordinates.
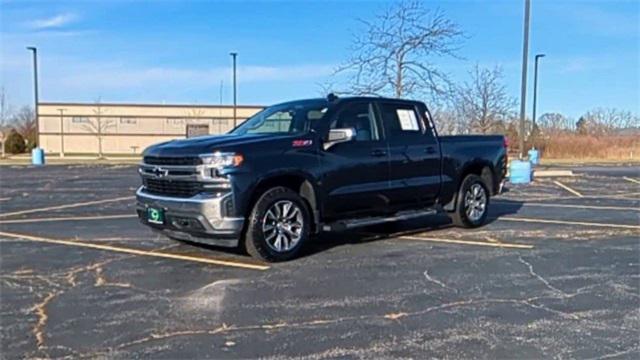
[326, 93, 338, 102]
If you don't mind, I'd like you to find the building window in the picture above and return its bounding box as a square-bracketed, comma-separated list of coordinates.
[72, 116, 89, 124]
[166, 118, 185, 126]
[120, 117, 137, 125]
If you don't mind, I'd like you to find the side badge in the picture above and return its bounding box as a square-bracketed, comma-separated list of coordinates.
[292, 139, 313, 148]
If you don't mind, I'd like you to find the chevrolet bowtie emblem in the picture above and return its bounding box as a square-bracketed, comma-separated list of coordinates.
[152, 167, 169, 178]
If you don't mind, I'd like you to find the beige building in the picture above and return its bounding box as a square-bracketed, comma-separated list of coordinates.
[38, 102, 263, 155]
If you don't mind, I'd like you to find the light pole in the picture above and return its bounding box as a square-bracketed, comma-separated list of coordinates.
[518, 0, 531, 158]
[230, 52, 238, 127]
[532, 54, 545, 129]
[26, 46, 39, 148]
[57, 108, 65, 157]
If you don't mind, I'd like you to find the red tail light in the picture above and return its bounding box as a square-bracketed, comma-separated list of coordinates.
[503, 137, 509, 148]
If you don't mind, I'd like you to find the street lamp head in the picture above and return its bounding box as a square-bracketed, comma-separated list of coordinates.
[536, 53, 546, 59]
[26, 46, 36, 51]
[229, 52, 237, 56]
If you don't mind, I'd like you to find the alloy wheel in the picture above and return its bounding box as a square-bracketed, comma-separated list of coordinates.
[464, 183, 487, 222]
[262, 200, 304, 252]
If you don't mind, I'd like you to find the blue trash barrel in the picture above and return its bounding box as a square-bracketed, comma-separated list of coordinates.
[528, 148, 539, 165]
[31, 147, 45, 166]
[509, 160, 531, 184]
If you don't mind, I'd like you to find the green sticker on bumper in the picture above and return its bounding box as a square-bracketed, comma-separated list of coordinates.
[147, 207, 164, 224]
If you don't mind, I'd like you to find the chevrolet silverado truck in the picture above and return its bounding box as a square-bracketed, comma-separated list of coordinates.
[137, 95, 507, 261]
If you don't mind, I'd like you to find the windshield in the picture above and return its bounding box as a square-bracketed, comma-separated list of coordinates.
[230, 101, 327, 136]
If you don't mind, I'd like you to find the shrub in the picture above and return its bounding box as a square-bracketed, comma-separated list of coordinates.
[535, 134, 639, 160]
[4, 129, 26, 154]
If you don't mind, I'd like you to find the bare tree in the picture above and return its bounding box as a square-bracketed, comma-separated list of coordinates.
[12, 106, 36, 147]
[537, 112, 573, 134]
[316, 80, 342, 97]
[580, 108, 638, 134]
[83, 99, 115, 158]
[430, 107, 463, 135]
[454, 65, 516, 134]
[335, 0, 463, 99]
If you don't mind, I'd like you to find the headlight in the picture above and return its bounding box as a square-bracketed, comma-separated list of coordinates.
[200, 152, 244, 168]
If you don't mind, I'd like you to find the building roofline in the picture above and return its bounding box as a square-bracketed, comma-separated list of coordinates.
[38, 101, 264, 109]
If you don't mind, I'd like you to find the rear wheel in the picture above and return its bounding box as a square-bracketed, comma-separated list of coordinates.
[448, 174, 490, 228]
[244, 187, 311, 262]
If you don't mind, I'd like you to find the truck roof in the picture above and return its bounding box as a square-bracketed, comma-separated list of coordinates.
[274, 96, 424, 108]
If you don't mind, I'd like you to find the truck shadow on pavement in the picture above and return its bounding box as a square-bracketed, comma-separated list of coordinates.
[174, 199, 524, 261]
[300, 199, 525, 259]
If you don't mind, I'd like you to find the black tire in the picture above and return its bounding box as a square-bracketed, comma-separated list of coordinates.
[448, 174, 490, 228]
[244, 187, 311, 262]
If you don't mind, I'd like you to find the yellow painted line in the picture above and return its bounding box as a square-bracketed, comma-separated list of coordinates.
[499, 217, 640, 230]
[0, 214, 138, 224]
[0, 196, 134, 218]
[553, 180, 583, 197]
[0, 231, 270, 271]
[398, 236, 534, 249]
[623, 177, 640, 185]
[495, 201, 640, 212]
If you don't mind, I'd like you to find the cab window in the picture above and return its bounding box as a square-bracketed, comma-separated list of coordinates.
[330, 102, 381, 142]
[378, 102, 434, 143]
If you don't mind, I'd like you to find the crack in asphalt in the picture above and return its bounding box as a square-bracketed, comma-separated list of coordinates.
[31, 291, 59, 350]
[519, 256, 570, 298]
[84, 296, 592, 356]
[4, 248, 173, 357]
[423, 268, 455, 292]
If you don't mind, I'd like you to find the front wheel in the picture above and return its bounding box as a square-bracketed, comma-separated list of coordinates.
[244, 187, 311, 262]
[448, 174, 490, 228]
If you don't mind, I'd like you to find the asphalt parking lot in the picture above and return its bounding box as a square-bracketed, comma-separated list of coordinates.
[1, 164, 639, 359]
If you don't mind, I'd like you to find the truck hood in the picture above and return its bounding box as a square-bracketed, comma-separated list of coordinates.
[143, 133, 301, 157]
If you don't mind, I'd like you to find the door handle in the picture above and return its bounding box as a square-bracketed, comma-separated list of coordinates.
[425, 146, 436, 154]
[370, 149, 387, 157]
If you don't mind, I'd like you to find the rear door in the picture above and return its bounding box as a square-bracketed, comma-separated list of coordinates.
[377, 101, 441, 207]
[320, 101, 390, 219]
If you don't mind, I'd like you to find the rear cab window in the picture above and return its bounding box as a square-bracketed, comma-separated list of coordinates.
[377, 102, 436, 144]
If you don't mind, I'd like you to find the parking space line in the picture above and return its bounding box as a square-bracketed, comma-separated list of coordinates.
[553, 181, 583, 197]
[513, 191, 640, 202]
[0, 197, 11, 202]
[0, 196, 134, 218]
[494, 201, 640, 212]
[0, 231, 270, 271]
[397, 236, 534, 249]
[498, 217, 640, 230]
[0, 214, 138, 224]
[623, 177, 640, 185]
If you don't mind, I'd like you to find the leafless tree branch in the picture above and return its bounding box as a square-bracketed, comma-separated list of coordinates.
[334, 0, 463, 100]
[453, 65, 516, 134]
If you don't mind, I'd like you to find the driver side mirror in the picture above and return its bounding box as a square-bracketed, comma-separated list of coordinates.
[324, 128, 356, 150]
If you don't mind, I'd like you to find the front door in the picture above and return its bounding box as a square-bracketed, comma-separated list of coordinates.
[320, 101, 390, 219]
[378, 101, 441, 208]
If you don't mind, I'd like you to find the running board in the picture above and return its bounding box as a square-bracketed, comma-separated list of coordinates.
[322, 208, 439, 232]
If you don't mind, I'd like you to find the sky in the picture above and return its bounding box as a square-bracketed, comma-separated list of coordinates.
[1, 0, 639, 120]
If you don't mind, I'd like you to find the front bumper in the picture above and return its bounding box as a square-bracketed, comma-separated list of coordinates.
[136, 187, 244, 248]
